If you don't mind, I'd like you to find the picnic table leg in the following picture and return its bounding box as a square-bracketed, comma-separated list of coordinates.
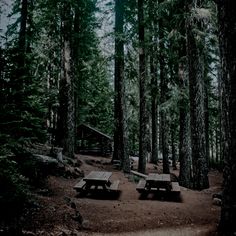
[102, 183, 108, 191]
[146, 182, 151, 191]
[166, 184, 172, 192]
[84, 183, 92, 194]
[85, 183, 91, 190]
[140, 191, 149, 199]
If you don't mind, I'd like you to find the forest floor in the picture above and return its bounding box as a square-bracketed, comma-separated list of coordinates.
[24, 154, 222, 236]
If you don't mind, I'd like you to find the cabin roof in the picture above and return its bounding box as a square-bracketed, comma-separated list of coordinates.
[77, 124, 112, 141]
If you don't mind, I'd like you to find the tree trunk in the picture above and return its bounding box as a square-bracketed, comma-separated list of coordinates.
[204, 75, 210, 168]
[73, 4, 80, 146]
[19, 0, 28, 64]
[178, 60, 192, 188]
[217, 67, 223, 169]
[159, 0, 169, 174]
[149, 0, 158, 164]
[14, 0, 28, 105]
[218, 0, 236, 233]
[138, 0, 148, 174]
[113, 0, 130, 173]
[215, 129, 219, 164]
[211, 129, 215, 166]
[186, 0, 209, 190]
[0, 47, 3, 87]
[56, 2, 75, 158]
[171, 124, 177, 170]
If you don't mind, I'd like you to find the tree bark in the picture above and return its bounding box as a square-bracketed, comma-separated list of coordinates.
[171, 124, 177, 170]
[186, 0, 209, 190]
[215, 129, 219, 164]
[138, 0, 148, 174]
[56, 2, 75, 158]
[178, 59, 192, 188]
[113, 0, 130, 173]
[204, 75, 210, 168]
[19, 0, 28, 61]
[149, 0, 159, 164]
[217, 68, 223, 168]
[218, 0, 236, 233]
[14, 0, 28, 104]
[73, 4, 80, 146]
[159, 0, 169, 174]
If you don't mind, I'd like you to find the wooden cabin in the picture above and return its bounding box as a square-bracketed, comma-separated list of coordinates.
[76, 124, 112, 157]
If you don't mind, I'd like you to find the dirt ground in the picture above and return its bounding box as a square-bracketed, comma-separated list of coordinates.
[25, 155, 222, 235]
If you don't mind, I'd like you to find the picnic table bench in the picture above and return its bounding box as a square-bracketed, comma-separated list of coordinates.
[74, 171, 120, 194]
[136, 173, 180, 196]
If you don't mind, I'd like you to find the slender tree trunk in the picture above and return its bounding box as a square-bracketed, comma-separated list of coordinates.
[149, 0, 158, 164]
[171, 124, 177, 170]
[138, 0, 148, 174]
[13, 0, 28, 105]
[18, 0, 28, 68]
[73, 5, 80, 144]
[159, 0, 169, 174]
[215, 128, 219, 164]
[0, 47, 3, 85]
[186, 0, 209, 190]
[57, 2, 75, 158]
[178, 60, 192, 188]
[175, 0, 192, 188]
[217, 67, 223, 168]
[210, 129, 214, 166]
[0, 47, 5, 110]
[204, 76, 210, 168]
[218, 0, 236, 233]
[113, 0, 130, 173]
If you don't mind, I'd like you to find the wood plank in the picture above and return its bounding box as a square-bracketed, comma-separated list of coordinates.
[146, 173, 161, 181]
[109, 180, 120, 191]
[171, 182, 181, 193]
[136, 179, 147, 193]
[113, 160, 121, 164]
[73, 180, 86, 191]
[84, 171, 112, 182]
[162, 174, 171, 181]
[146, 173, 171, 182]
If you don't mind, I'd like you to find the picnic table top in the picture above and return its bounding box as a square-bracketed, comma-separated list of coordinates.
[146, 173, 171, 182]
[83, 171, 112, 182]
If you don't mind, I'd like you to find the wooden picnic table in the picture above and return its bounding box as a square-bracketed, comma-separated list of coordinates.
[146, 173, 172, 191]
[136, 173, 180, 196]
[74, 171, 120, 194]
[83, 171, 112, 190]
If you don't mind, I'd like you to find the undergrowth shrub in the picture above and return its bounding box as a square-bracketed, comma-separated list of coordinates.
[0, 157, 29, 222]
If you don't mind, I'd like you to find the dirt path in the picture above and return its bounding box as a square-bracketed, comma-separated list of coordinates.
[25, 155, 222, 235]
[84, 225, 216, 236]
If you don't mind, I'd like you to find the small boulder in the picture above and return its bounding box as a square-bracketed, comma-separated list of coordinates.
[81, 220, 90, 229]
[212, 197, 222, 206]
[212, 192, 222, 200]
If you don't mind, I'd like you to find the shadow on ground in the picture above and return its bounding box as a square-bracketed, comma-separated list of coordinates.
[76, 190, 121, 200]
[138, 191, 182, 202]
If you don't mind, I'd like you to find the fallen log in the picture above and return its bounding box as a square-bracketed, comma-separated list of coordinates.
[131, 170, 148, 179]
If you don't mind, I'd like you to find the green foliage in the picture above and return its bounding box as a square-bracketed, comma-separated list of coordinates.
[0, 50, 47, 147]
[77, 55, 114, 135]
[73, 0, 113, 135]
[0, 0, 47, 154]
[15, 154, 57, 187]
[32, 0, 114, 138]
[0, 157, 29, 221]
